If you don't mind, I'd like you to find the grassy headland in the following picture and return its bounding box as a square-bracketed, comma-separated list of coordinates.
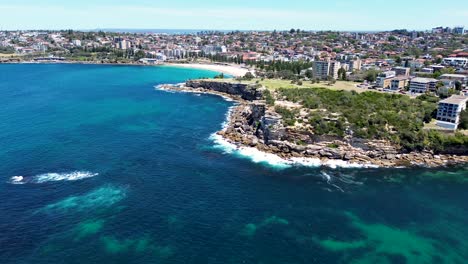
[200, 77, 467, 154]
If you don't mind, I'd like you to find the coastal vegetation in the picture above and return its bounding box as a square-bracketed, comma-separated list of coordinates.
[274, 88, 468, 152]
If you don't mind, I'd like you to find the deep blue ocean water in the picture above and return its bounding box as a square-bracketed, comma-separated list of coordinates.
[0, 64, 467, 264]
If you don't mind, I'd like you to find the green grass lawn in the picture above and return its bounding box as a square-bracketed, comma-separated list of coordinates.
[204, 78, 369, 93]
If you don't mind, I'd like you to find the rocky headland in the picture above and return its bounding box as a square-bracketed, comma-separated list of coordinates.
[158, 80, 468, 168]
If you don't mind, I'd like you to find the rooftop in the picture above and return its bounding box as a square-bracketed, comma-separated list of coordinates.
[440, 74, 467, 78]
[411, 77, 438, 83]
[439, 95, 468, 105]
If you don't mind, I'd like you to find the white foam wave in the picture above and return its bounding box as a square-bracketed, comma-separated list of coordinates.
[221, 105, 238, 129]
[321, 172, 332, 183]
[34, 171, 99, 183]
[211, 134, 379, 169]
[9, 176, 25, 185]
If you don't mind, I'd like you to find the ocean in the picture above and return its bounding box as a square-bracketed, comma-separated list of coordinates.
[0, 63, 467, 264]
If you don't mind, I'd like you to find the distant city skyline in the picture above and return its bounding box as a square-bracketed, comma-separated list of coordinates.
[0, 0, 467, 31]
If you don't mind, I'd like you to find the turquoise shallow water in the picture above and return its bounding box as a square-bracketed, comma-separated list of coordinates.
[0, 64, 467, 264]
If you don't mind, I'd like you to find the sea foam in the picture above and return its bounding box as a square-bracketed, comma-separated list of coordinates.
[33, 171, 99, 183]
[211, 133, 379, 169]
[9, 176, 25, 185]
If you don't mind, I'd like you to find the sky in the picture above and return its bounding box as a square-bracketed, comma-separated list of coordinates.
[0, 0, 467, 31]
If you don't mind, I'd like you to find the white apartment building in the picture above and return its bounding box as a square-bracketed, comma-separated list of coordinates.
[72, 39, 82, 47]
[436, 95, 468, 130]
[442, 58, 468, 68]
[409, 77, 438, 93]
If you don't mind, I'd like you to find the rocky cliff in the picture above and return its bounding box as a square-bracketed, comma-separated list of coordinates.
[176, 80, 467, 167]
[186, 80, 265, 101]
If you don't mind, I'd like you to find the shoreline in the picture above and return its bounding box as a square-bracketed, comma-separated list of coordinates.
[156, 83, 468, 169]
[0, 60, 250, 77]
[161, 63, 250, 77]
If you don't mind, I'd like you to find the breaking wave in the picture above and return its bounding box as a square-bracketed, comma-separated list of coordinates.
[8, 171, 98, 184]
[210, 134, 379, 169]
[9, 176, 25, 185]
[34, 171, 99, 183]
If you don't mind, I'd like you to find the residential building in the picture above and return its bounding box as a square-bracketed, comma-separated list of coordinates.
[421, 68, 434, 73]
[350, 59, 362, 71]
[390, 77, 409, 90]
[453, 26, 465, 35]
[313, 60, 341, 80]
[439, 74, 468, 86]
[392, 67, 410, 77]
[436, 95, 468, 130]
[118, 40, 131, 50]
[376, 71, 396, 88]
[72, 39, 82, 47]
[409, 77, 438, 93]
[442, 57, 468, 68]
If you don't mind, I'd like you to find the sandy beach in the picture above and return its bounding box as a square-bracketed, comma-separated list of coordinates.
[164, 63, 250, 77]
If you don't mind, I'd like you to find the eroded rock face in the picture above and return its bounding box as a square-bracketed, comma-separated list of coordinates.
[164, 81, 467, 167]
[186, 80, 265, 101]
[261, 113, 286, 143]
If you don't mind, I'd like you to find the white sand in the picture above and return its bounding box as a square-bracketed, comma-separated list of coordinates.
[164, 63, 250, 77]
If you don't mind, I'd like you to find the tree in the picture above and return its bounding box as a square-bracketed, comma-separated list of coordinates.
[364, 69, 379, 82]
[134, 50, 146, 61]
[305, 69, 314, 79]
[243, 72, 255, 80]
[459, 108, 468, 130]
[455, 81, 462, 91]
[337, 68, 347, 80]
[289, 28, 296, 34]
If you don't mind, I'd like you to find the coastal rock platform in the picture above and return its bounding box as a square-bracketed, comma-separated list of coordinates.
[159, 81, 468, 168]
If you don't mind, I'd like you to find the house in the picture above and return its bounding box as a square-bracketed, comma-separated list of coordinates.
[409, 77, 438, 93]
[436, 95, 468, 130]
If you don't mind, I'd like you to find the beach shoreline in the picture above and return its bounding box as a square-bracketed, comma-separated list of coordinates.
[0, 60, 251, 77]
[162, 63, 250, 77]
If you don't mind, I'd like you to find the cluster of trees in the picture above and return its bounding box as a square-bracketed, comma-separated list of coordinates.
[460, 109, 468, 130]
[274, 88, 468, 152]
[235, 72, 255, 81]
[0, 46, 15, 54]
[255, 61, 313, 75]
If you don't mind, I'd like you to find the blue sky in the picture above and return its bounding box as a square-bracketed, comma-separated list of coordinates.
[0, 0, 467, 31]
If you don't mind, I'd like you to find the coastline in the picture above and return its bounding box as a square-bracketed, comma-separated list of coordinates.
[0, 60, 250, 77]
[156, 82, 468, 169]
[3, 61, 465, 169]
[161, 63, 250, 77]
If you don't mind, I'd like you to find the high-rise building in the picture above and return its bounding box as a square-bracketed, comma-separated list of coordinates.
[453, 26, 465, 35]
[313, 60, 341, 80]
